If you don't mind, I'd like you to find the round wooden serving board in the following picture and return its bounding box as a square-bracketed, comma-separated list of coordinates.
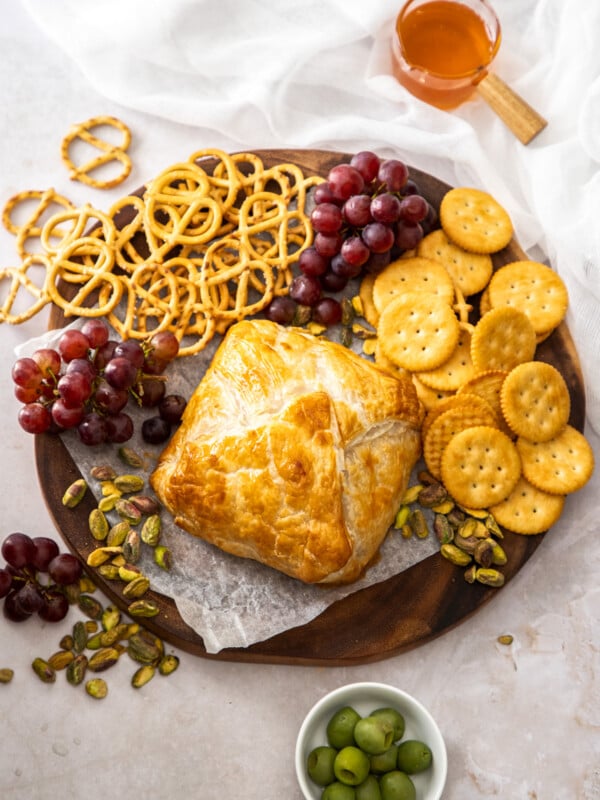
[35, 149, 586, 666]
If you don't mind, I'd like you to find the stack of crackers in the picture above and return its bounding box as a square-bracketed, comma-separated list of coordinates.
[358, 187, 594, 535]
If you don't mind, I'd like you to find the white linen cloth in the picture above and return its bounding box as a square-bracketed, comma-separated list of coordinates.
[22, 0, 600, 432]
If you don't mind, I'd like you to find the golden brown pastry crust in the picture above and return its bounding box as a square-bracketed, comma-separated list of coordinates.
[150, 320, 423, 584]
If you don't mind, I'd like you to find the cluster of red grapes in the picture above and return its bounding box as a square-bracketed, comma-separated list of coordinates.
[0, 532, 82, 623]
[266, 151, 437, 327]
[12, 319, 185, 446]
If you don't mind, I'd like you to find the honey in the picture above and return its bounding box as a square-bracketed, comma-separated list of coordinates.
[392, 0, 501, 109]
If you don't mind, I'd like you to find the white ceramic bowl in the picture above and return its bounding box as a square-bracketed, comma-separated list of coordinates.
[295, 682, 447, 800]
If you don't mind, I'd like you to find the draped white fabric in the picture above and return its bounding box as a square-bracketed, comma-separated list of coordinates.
[22, 0, 600, 431]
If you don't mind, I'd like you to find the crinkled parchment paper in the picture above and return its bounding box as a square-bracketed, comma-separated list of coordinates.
[19, 321, 436, 654]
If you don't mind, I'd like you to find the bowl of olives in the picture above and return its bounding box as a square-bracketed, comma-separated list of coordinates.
[295, 682, 447, 800]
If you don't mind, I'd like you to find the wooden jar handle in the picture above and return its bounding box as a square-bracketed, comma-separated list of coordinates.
[476, 72, 547, 144]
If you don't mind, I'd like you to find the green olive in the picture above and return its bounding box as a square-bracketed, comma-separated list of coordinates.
[379, 771, 416, 800]
[353, 717, 394, 755]
[370, 708, 405, 742]
[355, 774, 382, 800]
[307, 745, 338, 786]
[334, 746, 371, 786]
[369, 744, 399, 774]
[396, 740, 433, 774]
[321, 781, 357, 800]
[327, 706, 361, 749]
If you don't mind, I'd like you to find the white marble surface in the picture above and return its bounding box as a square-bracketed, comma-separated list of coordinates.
[1, 2, 599, 798]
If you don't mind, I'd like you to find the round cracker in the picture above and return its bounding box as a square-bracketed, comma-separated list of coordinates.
[417, 327, 475, 391]
[441, 425, 521, 509]
[422, 392, 497, 442]
[500, 361, 570, 442]
[377, 291, 460, 372]
[411, 375, 453, 412]
[424, 405, 499, 480]
[516, 425, 594, 495]
[489, 476, 565, 535]
[440, 187, 513, 254]
[372, 256, 455, 314]
[417, 228, 493, 296]
[471, 306, 537, 372]
[487, 260, 568, 335]
[457, 369, 512, 436]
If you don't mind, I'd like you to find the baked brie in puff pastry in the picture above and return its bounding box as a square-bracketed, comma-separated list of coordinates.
[150, 319, 423, 584]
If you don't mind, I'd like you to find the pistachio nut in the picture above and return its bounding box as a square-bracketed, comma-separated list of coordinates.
[401, 484, 424, 506]
[131, 665, 156, 688]
[127, 599, 160, 618]
[457, 517, 478, 539]
[154, 546, 172, 571]
[97, 564, 120, 580]
[122, 530, 141, 564]
[341, 297, 355, 327]
[122, 575, 150, 599]
[100, 480, 121, 497]
[85, 632, 104, 651]
[473, 539, 495, 568]
[86, 546, 123, 567]
[417, 482, 448, 508]
[106, 520, 131, 547]
[453, 532, 478, 554]
[433, 513, 454, 545]
[446, 507, 466, 527]
[140, 514, 161, 546]
[85, 620, 99, 634]
[122, 623, 140, 639]
[485, 513, 504, 539]
[78, 594, 104, 621]
[98, 494, 121, 513]
[118, 446, 144, 469]
[88, 508, 109, 542]
[440, 543, 472, 567]
[158, 654, 180, 676]
[118, 563, 143, 582]
[90, 465, 117, 481]
[497, 634, 514, 646]
[339, 325, 353, 349]
[101, 605, 121, 632]
[431, 499, 455, 515]
[475, 568, 505, 588]
[47, 650, 75, 671]
[66, 654, 88, 686]
[88, 647, 121, 672]
[59, 634, 74, 651]
[408, 509, 428, 539]
[72, 620, 88, 653]
[458, 504, 489, 520]
[490, 541, 508, 566]
[463, 564, 478, 584]
[351, 322, 376, 339]
[0, 668, 14, 684]
[85, 678, 108, 699]
[32, 657, 56, 683]
[417, 469, 437, 486]
[62, 582, 81, 604]
[115, 499, 142, 526]
[127, 631, 162, 665]
[114, 474, 145, 494]
[350, 295, 364, 316]
[393, 505, 410, 530]
[111, 554, 126, 567]
[130, 495, 161, 516]
[400, 524, 412, 539]
[79, 576, 97, 594]
[62, 478, 88, 508]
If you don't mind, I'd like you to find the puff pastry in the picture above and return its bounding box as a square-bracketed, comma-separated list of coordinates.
[150, 319, 423, 584]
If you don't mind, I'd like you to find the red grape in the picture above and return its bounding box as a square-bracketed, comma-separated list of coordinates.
[289, 274, 322, 307]
[80, 318, 109, 349]
[314, 231, 343, 258]
[14, 582, 45, 614]
[340, 236, 370, 268]
[58, 329, 91, 362]
[15, 385, 43, 404]
[330, 253, 363, 279]
[3, 591, 32, 622]
[12, 357, 43, 389]
[149, 331, 179, 363]
[327, 164, 365, 201]
[141, 416, 171, 444]
[298, 247, 330, 278]
[342, 194, 373, 227]
[350, 151, 381, 184]
[378, 159, 409, 192]
[66, 357, 97, 383]
[47, 553, 82, 585]
[104, 356, 138, 390]
[399, 194, 429, 224]
[313, 183, 340, 205]
[310, 203, 343, 234]
[2, 533, 35, 569]
[361, 222, 395, 254]
[94, 378, 129, 414]
[395, 220, 424, 250]
[78, 412, 109, 445]
[320, 270, 348, 293]
[52, 398, 85, 429]
[371, 193, 402, 224]
[38, 589, 69, 622]
[265, 296, 297, 324]
[105, 412, 134, 443]
[31, 537, 60, 572]
[114, 339, 146, 368]
[0, 569, 11, 598]
[159, 395, 187, 425]
[94, 340, 118, 370]
[18, 402, 52, 433]
[143, 353, 169, 376]
[57, 371, 92, 408]
[364, 250, 392, 274]
[32, 348, 61, 378]
[139, 377, 167, 408]
[312, 297, 343, 326]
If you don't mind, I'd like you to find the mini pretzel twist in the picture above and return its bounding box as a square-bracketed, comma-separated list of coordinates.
[61, 115, 132, 189]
